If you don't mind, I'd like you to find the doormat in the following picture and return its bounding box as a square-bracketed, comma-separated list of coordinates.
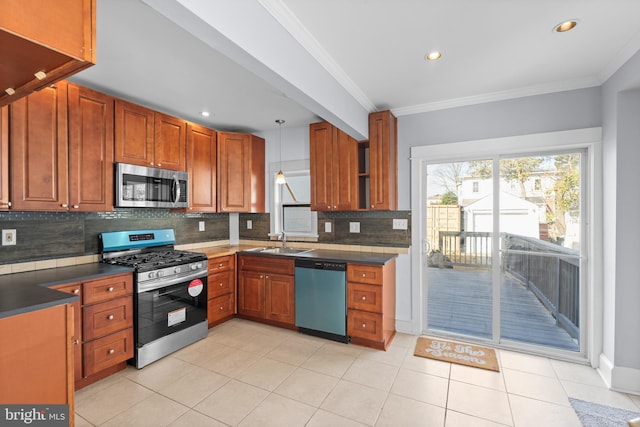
[414, 337, 499, 372]
[569, 398, 640, 427]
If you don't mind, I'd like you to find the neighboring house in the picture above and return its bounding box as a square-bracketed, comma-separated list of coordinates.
[463, 192, 540, 239]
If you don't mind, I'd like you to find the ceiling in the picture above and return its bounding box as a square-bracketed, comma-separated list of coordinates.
[71, 0, 640, 135]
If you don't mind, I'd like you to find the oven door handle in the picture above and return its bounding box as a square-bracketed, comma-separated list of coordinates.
[172, 175, 181, 207]
[137, 270, 206, 293]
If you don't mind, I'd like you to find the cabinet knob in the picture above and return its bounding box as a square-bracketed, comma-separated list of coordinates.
[371, 204, 374, 208]
[327, 206, 330, 209]
[219, 306, 224, 310]
[219, 263, 224, 267]
[362, 323, 367, 328]
[108, 349, 115, 354]
[107, 287, 114, 292]
[107, 314, 114, 320]
[157, 163, 162, 167]
[72, 205, 79, 209]
[61, 203, 68, 208]
[73, 289, 80, 294]
[219, 282, 224, 287]
[73, 339, 79, 345]
[333, 206, 336, 209]
[361, 296, 366, 301]
[362, 273, 366, 278]
[150, 162, 154, 166]
[265, 275, 269, 279]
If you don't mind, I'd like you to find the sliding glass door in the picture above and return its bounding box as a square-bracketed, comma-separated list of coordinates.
[424, 151, 584, 353]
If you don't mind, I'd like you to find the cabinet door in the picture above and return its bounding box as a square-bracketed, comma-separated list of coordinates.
[154, 112, 186, 171]
[265, 274, 295, 325]
[68, 83, 114, 211]
[0, 106, 8, 210]
[218, 131, 250, 212]
[114, 99, 154, 167]
[10, 81, 69, 211]
[309, 121, 334, 211]
[187, 123, 217, 212]
[237, 271, 265, 318]
[368, 111, 397, 210]
[332, 128, 358, 210]
[51, 283, 83, 381]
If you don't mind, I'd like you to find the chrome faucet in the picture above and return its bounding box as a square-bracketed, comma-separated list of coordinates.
[279, 231, 287, 248]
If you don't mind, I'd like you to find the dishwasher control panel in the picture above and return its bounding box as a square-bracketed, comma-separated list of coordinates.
[295, 259, 346, 271]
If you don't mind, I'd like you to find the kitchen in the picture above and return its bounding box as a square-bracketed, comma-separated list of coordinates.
[2, 0, 640, 426]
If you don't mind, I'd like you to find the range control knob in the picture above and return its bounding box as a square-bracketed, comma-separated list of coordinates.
[148, 272, 155, 279]
[196, 262, 203, 269]
[157, 270, 164, 278]
[174, 266, 181, 274]
[190, 263, 197, 271]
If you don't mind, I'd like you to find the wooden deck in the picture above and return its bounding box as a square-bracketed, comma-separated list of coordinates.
[427, 267, 579, 351]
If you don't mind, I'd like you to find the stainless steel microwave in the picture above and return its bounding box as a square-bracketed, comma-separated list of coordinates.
[115, 163, 189, 208]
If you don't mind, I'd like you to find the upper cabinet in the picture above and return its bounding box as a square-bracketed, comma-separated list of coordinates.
[10, 81, 114, 212]
[367, 110, 398, 210]
[0, 106, 8, 210]
[0, 0, 96, 107]
[114, 99, 186, 171]
[217, 131, 265, 213]
[309, 121, 358, 211]
[186, 123, 217, 212]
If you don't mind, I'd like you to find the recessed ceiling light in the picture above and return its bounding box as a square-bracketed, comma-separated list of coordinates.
[425, 51, 442, 61]
[201, 111, 210, 117]
[554, 20, 578, 33]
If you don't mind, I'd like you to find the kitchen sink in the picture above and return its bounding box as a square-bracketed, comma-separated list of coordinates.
[247, 246, 312, 255]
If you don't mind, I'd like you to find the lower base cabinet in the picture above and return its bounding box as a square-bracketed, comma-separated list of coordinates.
[0, 304, 75, 418]
[207, 255, 236, 327]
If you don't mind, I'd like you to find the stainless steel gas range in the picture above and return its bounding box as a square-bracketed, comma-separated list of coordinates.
[100, 229, 208, 369]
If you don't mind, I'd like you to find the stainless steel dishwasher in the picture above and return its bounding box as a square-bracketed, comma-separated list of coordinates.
[295, 259, 348, 343]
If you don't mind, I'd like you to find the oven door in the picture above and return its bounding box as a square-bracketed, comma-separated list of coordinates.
[135, 274, 207, 346]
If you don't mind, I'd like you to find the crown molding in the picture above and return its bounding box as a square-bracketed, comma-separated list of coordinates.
[598, 30, 640, 83]
[392, 77, 601, 117]
[258, 0, 376, 112]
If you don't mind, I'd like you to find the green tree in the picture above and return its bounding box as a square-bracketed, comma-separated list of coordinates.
[500, 157, 543, 198]
[440, 191, 458, 205]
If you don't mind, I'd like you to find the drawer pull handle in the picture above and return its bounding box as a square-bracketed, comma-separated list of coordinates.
[73, 289, 80, 294]
[361, 296, 366, 301]
[362, 323, 367, 328]
[219, 263, 224, 267]
[108, 349, 115, 354]
[219, 282, 224, 287]
[107, 287, 114, 292]
[362, 273, 366, 278]
[108, 314, 114, 320]
[219, 306, 224, 310]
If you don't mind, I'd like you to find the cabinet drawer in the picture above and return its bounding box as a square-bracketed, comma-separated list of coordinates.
[238, 255, 294, 275]
[83, 328, 133, 377]
[83, 296, 133, 341]
[347, 283, 382, 313]
[208, 271, 234, 299]
[208, 293, 236, 324]
[208, 255, 235, 273]
[83, 274, 133, 305]
[348, 309, 383, 341]
[51, 282, 82, 297]
[347, 264, 383, 285]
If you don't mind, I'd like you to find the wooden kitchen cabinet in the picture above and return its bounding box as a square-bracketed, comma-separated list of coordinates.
[10, 81, 69, 211]
[187, 123, 217, 212]
[309, 121, 358, 211]
[0, 106, 8, 210]
[115, 99, 186, 171]
[347, 260, 396, 350]
[68, 83, 114, 211]
[237, 255, 295, 326]
[0, 304, 75, 413]
[0, 0, 96, 108]
[51, 282, 83, 383]
[207, 254, 235, 326]
[217, 131, 265, 212]
[366, 110, 398, 210]
[59, 272, 134, 389]
[10, 81, 114, 212]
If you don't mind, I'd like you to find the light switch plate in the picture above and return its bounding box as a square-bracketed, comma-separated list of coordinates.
[246, 220, 253, 230]
[393, 218, 408, 230]
[325, 222, 332, 233]
[349, 222, 360, 233]
[2, 229, 16, 246]
[198, 221, 205, 232]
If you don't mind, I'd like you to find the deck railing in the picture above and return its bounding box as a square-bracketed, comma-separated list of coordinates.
[433, 231, 580, 339]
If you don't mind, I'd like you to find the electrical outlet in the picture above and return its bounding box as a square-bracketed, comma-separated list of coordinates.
[247, 220, 253, 230]
[392, 218, 408, 230]
[2, 229, 16, 246]
[325, 222, 332, 233]
[198, 221, 205, 232]
[349, 222, 360, 233]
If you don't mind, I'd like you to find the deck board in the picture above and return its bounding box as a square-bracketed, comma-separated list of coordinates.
[427, 267, 579, 351]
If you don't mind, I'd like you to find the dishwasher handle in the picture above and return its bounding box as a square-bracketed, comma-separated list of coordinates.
[295, 258, 346, 271]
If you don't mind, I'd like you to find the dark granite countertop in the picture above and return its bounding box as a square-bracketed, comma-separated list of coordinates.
[237, 247, 397, 265]
[0, 263, 134, 320]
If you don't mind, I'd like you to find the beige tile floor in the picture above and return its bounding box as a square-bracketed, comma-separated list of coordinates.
[74, 319, 640, 426]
